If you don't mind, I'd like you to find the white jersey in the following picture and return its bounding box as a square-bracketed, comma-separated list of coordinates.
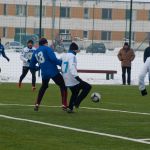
[139, 57, 150, 91]
[20, 47, 36, 67]
[61, 52, 79, 87]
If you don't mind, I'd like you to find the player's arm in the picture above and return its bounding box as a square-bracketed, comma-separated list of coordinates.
[20, 48, 29, 62]
[68, 56, 83, 83]
[130, 49, 135, 61]
[2, 46, 9, 62]
[143, 48, 148, 63]
[117, 50, 122, 61]
[47, 47, 62, 66]
[138, 58, 150, 96]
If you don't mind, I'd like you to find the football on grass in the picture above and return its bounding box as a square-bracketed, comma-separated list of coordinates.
[91, 92, 101, 103]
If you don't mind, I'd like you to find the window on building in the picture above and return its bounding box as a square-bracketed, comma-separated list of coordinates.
[125, 9, 130, 20]
[124, 31, 135, 41]
[60, 7, 70, 18]
[15, 28, 26, 35]
[148, 11, 150, 20]
[16, 5, 26, 16]
[59, 29, 70, 34]
[34, 6, 45, 17]
[125, 9, 136, 20]
[34, 28, 44, 36]
[101, 31, 111, 40]
[84, 8, 89, 19]
[102, 8, 112, 20]
[3, 27, 7, 37]
[83, 31, 88, 39]
[3, 4, 7, 15]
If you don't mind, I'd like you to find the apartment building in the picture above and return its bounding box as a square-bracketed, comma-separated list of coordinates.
[0, 0, 150, 48]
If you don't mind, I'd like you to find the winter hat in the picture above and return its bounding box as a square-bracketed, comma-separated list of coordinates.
[69, 42, 79, 51]
[39, 38, 48, 46]
[124, 42, 129, 46]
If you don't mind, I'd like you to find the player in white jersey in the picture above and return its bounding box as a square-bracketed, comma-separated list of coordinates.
[138, 57, 150, 96]
[18, 40, 36, 91]
[61, 42, 92, 113]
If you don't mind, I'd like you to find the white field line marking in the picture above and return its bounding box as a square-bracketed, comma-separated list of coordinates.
[0, 114, 150, 145]
[140, 139, 150, 141]
[1, 103, 150, 116]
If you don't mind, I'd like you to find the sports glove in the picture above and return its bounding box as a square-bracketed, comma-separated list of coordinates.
[141, 89, 147, 96]
[27, 59, 30, 63]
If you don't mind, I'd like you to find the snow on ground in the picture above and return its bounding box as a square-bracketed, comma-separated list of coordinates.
[0, 50, 149, 85]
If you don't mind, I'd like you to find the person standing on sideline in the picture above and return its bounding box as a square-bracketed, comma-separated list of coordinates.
[61, 42, 92, 113]
[139, 57, 150, 96]
[18, 40, 36, 91]
[118, 42, 135, 85]
[0, 38, 10, 73]
[30, 38, 67, 111]
[143, 41, 150, 84]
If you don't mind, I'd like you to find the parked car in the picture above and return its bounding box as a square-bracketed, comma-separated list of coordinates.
[86, 43, 106, 53]
[5, 41, 24, 52]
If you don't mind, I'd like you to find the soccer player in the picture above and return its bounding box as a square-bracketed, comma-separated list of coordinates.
[18, 40, 36, 91]
[30, 38, 67, 111]
[61, 42, 92, 113]
[0, 38, 10, 62]
[139, 57, 150, 96]
[0, 38, 9, 74]
[143, 41, 150, 84]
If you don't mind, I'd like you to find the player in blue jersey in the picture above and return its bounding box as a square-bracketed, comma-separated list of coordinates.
[18, 40, 36, 91]
[61, 42, 92, 113]
[0, 38, 9, 61]
[0, 38, 10, 73]
[30, 38, 67, 111]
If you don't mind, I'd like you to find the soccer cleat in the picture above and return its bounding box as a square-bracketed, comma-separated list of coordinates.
[32, 86, 36, 91]
[18, 82, 22, 88]
[62, 105, 68, 111]
[74, 104, 79, 109]
[34, 104, 39, 111]
[67, 108, 74, 113]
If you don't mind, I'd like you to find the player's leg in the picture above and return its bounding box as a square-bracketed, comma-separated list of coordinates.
[30, 69, 36, 91]
[148, 71, 150, 85]
[122, 66, 126, 85]
[127, 67, 131, 85]
[75, 81, 92, 108]
[34, 78, 50, 111]
[68, 85, 80, 112]
[18, 66, 29, 87]
[52, 73, 68, 110]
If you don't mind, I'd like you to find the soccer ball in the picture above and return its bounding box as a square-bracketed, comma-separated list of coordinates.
[91, 92, 101, 103]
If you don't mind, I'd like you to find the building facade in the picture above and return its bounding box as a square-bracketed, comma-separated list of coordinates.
[0, 0, 150, 48]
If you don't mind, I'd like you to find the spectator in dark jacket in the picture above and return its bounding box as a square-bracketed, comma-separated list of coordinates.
[143, 41, 150, 84]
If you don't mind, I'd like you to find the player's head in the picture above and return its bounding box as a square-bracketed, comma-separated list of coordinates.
[123, 42, 129, 50]
[39, 38, 48, 46]
[69, 42, 80, 53]
[27, 40, 34, 49]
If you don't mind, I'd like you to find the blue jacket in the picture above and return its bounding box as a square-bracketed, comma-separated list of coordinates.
[30, 45, 61, 79]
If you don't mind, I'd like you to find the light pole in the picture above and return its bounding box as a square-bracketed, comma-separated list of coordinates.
[39, 0, 42, 39]
[129, 0, 133, 48]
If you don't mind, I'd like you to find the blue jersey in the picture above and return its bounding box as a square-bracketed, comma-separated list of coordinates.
[30, 45, 61, 79]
